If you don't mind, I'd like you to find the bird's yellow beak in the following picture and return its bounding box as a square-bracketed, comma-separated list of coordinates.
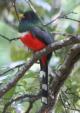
[18, 13, 24, 19]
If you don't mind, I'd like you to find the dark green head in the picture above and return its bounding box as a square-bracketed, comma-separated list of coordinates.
[18, 10, 39, 32]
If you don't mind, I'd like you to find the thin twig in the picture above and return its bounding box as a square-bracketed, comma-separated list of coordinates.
[0, 62, 25, 76]
[64, 106, 80, 112]
[12, 0, 20, 21]
[60, 94, 80, 113]
[0, 34, 20, 42]
[60, 94, 68, 113]
[65, 89, 80, 99]
[62, 90, 78, 110]
[62, 90, 77, 110]
[0, 34, 11, 41]
[61, 16, 80, 23]
[51, 32, 77, 37]
[44, 11, 80, 26]
[61, 90, 72, 107]
[25, 102, 33, 113]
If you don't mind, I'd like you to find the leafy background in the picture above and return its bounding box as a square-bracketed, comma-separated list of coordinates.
[0, 0, 80, 113]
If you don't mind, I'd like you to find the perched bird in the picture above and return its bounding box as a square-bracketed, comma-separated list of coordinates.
[18, 10, 53, 104]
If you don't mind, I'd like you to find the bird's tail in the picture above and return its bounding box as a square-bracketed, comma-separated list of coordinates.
[40, 60, 48, 105]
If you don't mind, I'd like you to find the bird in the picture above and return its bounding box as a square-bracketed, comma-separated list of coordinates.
[18, 10, 54, 104]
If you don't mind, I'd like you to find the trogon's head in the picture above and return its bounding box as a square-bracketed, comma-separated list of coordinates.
[18, 10, 39, 33]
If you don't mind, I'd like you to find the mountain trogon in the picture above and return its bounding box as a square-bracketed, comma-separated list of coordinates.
[18, 10, 53, 104]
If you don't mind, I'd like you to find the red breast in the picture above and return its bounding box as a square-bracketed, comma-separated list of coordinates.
[20, 33, 46, 51]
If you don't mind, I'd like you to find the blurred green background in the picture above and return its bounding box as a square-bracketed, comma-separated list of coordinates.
[0, 0, 80, 113]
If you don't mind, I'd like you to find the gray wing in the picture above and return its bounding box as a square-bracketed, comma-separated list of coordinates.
[31, 27, 54, 45]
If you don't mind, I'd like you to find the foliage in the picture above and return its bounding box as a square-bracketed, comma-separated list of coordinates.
[0, 0, 80, 113]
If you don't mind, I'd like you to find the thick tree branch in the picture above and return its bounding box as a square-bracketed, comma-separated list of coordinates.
[37, 45, 80, 113]
[2, 92, 41, 113]
[0, 36, 80, 98]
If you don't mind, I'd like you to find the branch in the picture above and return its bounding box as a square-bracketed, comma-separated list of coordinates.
[0, 57, 34, 97]
[37, 45, 80, 113]
[64, 106, 80, 112]
[25, 102, 34, 113]
[0, 62, 25, 76]
[0, 34, 20, 42]
[44, 11, 80, 26]
[12, 0, 20, 21]
[61, 90, 73, 107]
[0, 32, 79, 42]
[2, 92, 41, 113]
[25, 0, 80, 26]
[44, 11, 72, 26]
[52, 32, 76, 37]
[60, 94, 68, 113]
[0, 35, 80, 98]
[0, 34, 11, 41]
[60, 94, 80, 112]
[61, 16, 80, 23]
